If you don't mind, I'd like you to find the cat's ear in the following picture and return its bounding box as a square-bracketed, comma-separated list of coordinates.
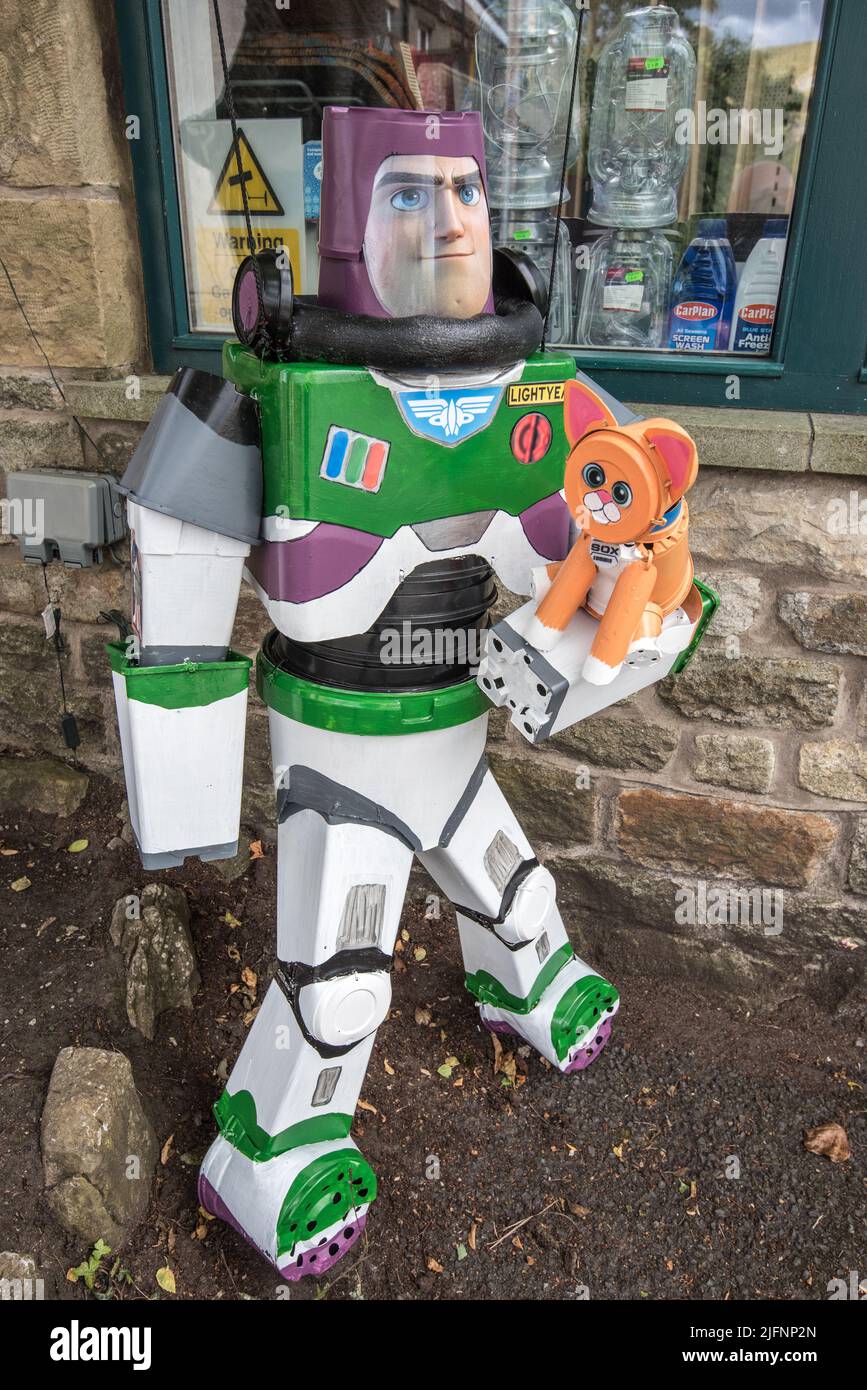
[563, 378, 620, 446]
[642, 420, 699, 501]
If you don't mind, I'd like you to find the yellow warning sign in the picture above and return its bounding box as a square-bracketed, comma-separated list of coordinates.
[195, 225, 301, 329]
[209, 129, 284, 217]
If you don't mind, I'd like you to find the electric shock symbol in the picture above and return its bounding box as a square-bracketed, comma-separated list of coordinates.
[210, 129, 284, 217]
[510, 412, 553, 464]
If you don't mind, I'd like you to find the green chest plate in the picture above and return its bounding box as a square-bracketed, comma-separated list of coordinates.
[223, 342, 576, 539]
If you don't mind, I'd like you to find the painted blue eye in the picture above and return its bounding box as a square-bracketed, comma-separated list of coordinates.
[390, 187, 429, 212]
[583, 463, 605, 488]
[611, 481, 632, 506]
[458, 184, 481, 206]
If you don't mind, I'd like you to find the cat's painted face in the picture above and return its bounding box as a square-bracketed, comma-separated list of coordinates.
[568, 448, 659, 544]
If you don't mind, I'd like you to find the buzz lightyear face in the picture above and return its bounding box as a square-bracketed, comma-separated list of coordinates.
[363, 154, 492, 319]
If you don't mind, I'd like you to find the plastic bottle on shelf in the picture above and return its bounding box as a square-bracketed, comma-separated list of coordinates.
[577, 227, 672, 349]
[587, 4, 696, 228]
[667, 218, 737, 352]
[731, 218, 788, 354]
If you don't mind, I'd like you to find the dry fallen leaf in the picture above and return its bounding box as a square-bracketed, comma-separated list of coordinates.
[804, 1122, 851, 1163]
[249, 840, 264, 860]
[10, 877, 30, 892]
[160, 1134, 174, 1166]
[414, 1006, 432, 1026]
[227, 944, 241, 963]
[468, 1221, 478, 1251]
[426, 1257, 444, 1274]
[413, 946, 427, 962]
[357, 1099, 378, 1116]
[569, 1203, 590, 1218]
[241, 966, 257, 992]
[383, 1058, 395, 1076]
[491, 1034, 517, 1082]
[155, 1266, 176, 1294]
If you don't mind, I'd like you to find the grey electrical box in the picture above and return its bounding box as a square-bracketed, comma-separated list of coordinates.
[4, 470, 126, 567]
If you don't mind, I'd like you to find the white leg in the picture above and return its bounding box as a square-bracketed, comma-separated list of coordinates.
[419, 768, 619, 1072]
[200, 775, 412, 1282]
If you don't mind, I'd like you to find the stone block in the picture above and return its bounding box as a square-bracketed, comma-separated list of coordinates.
[615, 787, 836, 887]
[693, 733, 775, 794]
[659, 651, 840, 729]
[778, 590, 867, 657]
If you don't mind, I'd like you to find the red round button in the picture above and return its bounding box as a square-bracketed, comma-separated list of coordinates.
[511, 412, 553, 464]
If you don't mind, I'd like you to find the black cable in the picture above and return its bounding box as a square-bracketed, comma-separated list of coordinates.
[0, 251, 114, 470]
[211, 0, 270, 349]
[41, 564, 79, 761]
[542, 3, 586, 351]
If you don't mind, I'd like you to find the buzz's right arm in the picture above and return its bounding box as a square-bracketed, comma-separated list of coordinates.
[107, 368, 262, 870]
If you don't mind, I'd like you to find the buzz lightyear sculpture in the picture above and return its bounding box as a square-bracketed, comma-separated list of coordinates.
[109, 107, 714, 1282]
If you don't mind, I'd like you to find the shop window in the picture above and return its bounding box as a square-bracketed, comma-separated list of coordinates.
[116, 0, 867, 413]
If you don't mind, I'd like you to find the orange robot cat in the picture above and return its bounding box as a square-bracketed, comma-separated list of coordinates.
[525, 378, 700, 685]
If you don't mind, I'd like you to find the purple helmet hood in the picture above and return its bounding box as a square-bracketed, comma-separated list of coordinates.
[317, 106, 495, 318]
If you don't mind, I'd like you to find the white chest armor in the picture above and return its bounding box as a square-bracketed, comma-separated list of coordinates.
[587, 540, 642, 617]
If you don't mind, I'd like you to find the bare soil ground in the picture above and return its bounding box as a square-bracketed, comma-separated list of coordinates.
[1, 771, 864, 1302]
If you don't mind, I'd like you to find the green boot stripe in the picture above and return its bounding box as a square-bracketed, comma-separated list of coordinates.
[551, 975, 620, 1061]
[464, 941, 573, 1014]
[276, 1148, 377, 1259]
[214, 1088, 352, 1162]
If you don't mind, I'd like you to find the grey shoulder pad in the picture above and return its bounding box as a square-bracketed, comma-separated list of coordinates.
[119, 368, 262, 544]
[574, 369, 641, 428]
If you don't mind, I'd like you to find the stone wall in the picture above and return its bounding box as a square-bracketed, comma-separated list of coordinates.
[1, 2, 865, 1012]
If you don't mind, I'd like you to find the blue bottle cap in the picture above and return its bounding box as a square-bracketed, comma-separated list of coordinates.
[762, 218, 788, 237]
[697, 217, 727, 239]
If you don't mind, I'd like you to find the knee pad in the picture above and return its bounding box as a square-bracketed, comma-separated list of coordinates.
[297, 970, 392, 1048]
[498, 864, 557, 946]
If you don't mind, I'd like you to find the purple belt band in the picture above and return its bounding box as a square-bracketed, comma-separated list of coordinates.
[248, 495, 570, 604]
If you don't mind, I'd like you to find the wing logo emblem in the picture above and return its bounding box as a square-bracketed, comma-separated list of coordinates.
[397, 388, 502, 444]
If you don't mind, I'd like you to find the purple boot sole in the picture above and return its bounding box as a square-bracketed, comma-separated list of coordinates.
[481, 1013, 615, 1072]
[198, 1172, 367, 1283]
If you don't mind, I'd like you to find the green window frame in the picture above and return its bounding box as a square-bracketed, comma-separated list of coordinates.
[116, 0, 866, 413]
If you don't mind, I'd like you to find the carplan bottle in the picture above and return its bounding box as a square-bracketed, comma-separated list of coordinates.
[731, 218, 788, 354]
[668, 218, 737, 352]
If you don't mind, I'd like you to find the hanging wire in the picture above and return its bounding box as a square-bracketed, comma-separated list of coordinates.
[0, 252, 114, 469]
[211, 0, 270, 351]
[541, 3, 586, 351]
